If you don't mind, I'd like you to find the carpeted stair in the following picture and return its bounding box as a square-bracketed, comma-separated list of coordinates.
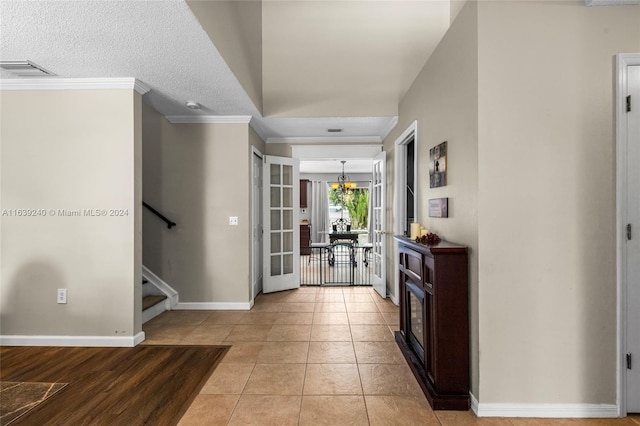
[142, 278, 168, 321]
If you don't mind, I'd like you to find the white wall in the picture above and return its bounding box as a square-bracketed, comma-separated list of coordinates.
[0, 88, 142, 340]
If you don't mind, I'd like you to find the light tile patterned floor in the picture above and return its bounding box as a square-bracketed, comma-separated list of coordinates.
[142, 286, 640, 426]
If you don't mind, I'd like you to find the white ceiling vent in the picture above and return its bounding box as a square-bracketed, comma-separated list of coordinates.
[0, 61, 55, 77]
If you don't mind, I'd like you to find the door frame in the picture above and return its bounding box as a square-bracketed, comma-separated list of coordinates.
[393, 120, 418, 305]
[616, 53, 640, 417]
[251, 146, 263, 302]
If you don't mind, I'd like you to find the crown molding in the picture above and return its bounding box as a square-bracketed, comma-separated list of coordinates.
[0, 77, 150, 94]
[585, 0, 640, 5]
[166, 115, 252, 124]
[380, 116, 399, 141]
[291, 144, 382, 160]
[266, 136, 382, 144]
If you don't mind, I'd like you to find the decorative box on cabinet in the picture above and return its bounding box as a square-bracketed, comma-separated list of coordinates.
[394, 236, 469, 410]
[300, 223, 310, 255]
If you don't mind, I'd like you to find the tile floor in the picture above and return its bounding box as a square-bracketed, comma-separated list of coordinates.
[142, 286, 640, 426]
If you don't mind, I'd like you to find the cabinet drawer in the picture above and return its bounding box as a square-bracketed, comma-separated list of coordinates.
[405, 249, 423, 281]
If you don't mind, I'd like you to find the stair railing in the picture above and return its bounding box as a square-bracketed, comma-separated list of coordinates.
[143, 201, 177, 229]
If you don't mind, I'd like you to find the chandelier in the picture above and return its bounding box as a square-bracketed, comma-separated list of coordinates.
[331, 160, 357, 193]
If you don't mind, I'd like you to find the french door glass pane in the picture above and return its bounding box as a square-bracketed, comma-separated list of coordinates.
[271, 255, 281, 276]
[283, 231, 293, 252]
[283, 165, 292, 185]
[271, 188, 281, 208]
[271, 164, 281, 185]
[283, 254, 293, 274]
[271, 210, 281, 230]
[271, 233, 281, 253]
[283, 187, 292, 208]
[283, 210, 293, 230]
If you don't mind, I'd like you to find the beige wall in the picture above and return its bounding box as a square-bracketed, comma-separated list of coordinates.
[476, 1, 640, 404]
[385, 0, 639, 406]
[383, 0, 480, 397]
[265, 143, 292, 158]
[1, 89, 141, 338]
[142, 104, 253, 304]
[450, 0, 468, 24]
[187, 0, 263, 113]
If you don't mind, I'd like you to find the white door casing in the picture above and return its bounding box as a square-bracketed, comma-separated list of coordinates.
[625, 62, 640, 414]
[252, 149, 263, 299]
[393, 121, 418, 305]
[263, 155, 300, 293]
[617, 54, 640, 416]
[372, 151, 386, 299]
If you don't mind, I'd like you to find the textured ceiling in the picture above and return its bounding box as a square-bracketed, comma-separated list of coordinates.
[0, 0, 450, 143]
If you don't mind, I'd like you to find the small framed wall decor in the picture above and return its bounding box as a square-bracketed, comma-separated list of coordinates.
[428, 198, 449, 218]
[429, 141, 447, 188]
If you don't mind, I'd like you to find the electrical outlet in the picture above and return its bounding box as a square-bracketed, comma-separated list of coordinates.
[57, 288, 67, 304]
[229, 216, 238, 226]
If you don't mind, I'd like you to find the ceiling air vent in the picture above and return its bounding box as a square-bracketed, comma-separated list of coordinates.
[0, 61, 55, 77]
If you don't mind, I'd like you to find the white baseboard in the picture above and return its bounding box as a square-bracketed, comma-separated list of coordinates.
[175, 301, 253, 311]
[471, 392, 479, 415]
[475, 401, 618, 418]
[0, 332, 146, 347]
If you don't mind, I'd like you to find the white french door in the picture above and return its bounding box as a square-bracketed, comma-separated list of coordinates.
[624, 63, 640, 413]
[262, 155, 300, 293]
[371, 151, 386, 298]
[252, 151, 263, 299]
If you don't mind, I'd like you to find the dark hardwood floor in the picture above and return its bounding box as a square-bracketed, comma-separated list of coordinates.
[0, 345, 228, 425]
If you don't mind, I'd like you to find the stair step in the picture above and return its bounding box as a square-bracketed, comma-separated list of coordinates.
[143, 295, 167, 311]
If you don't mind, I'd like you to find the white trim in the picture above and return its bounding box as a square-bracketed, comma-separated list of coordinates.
[142, 299, 168, 324]
[388, 292, 399, 306]
[175, 301, 253, 311]
[267, 136, 382, 144]
[251, 145, 264, 302]
[380, 116, 399, 141]
[393, 120, 418, 303]
[616, 53, 640, 417]
[470, 392, 479, 415]
[475, 403, 618, 418]
[0, 77, 150, 95]
[142, 265, 179, 309]
[0, 332, 146, 347]
[585, 0, 640, 5]
[166, 115, 252, 124]
[291, 144, 382, 160]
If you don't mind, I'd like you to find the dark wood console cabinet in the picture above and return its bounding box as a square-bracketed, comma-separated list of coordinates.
[394, 236, 469, 410]
[300, 223, 310, 255]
